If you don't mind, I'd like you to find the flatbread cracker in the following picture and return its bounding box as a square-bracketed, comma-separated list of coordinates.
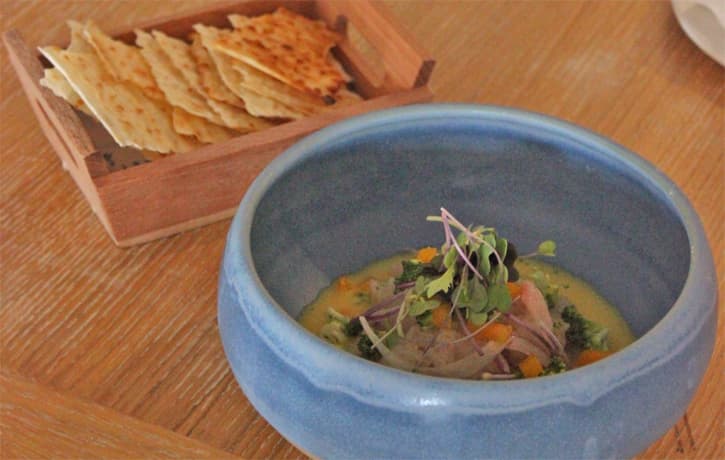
[171, 107, 238, 144]
[228, 9, 338, 55]
[189, 32, 245, 108]
[194, 24, 307, 120]
[66, 20, 95, 53]
[230, 55, 327, 112]
[40, 68, 95, 118]
[39, 46, 196, 153]
[207, 99, 274, 132]
[152, 30, 272, 132]
[220, 8, 344, 97]
[38, 13, 360, 157]
[239, 88, 308, 120]
[231, 51, 357, 110]
[136, 29, 226, 127]
[151, 30, 205, 96]
[83, 21, 166, 102]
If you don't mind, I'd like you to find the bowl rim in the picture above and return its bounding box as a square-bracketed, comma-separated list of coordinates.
[222, 103, 717, 413]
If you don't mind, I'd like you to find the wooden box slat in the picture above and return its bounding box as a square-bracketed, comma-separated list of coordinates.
[3, 0, 434, 247]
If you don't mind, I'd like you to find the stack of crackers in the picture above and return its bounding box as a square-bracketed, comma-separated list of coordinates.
[39, 7, 361, 154]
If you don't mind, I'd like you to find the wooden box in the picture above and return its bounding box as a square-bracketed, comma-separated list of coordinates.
[3, 0, 434, 247]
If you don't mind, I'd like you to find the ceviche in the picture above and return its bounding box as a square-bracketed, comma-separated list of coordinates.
[299, 208, 634, 380]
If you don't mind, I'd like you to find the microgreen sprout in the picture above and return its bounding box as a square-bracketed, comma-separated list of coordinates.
[521, 240, 557, 258]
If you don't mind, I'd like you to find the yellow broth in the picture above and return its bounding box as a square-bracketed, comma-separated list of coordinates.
[299, 252, 412, 334]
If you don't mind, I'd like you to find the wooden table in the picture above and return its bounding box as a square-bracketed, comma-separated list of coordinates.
[1, 1, 722, 458]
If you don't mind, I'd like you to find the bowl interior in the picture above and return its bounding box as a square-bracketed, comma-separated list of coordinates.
[250, 112, 690, 338]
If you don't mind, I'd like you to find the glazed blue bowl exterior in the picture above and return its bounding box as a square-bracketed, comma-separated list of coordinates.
[218, 105, 717, 459]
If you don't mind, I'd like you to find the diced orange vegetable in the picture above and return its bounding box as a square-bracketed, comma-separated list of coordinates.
[465, 320, 476, 334]
[336, 276, 353, 291]
[507, 282, 522, 299]
[575, 349, 612, 367]
[466, 322, 513, 343]
[416, 246, 438, 263]
[518, 355, 544, 378]
[431, 305, 451, 329]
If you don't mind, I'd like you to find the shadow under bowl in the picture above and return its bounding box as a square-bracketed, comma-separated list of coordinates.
[218, 104, 717, 459]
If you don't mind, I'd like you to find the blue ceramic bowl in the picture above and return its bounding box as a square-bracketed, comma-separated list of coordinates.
[218, 105, 717, 459]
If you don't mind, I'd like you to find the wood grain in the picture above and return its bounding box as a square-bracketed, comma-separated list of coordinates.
[0, 371, 237, 459]
[1, 1, 722, 459]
